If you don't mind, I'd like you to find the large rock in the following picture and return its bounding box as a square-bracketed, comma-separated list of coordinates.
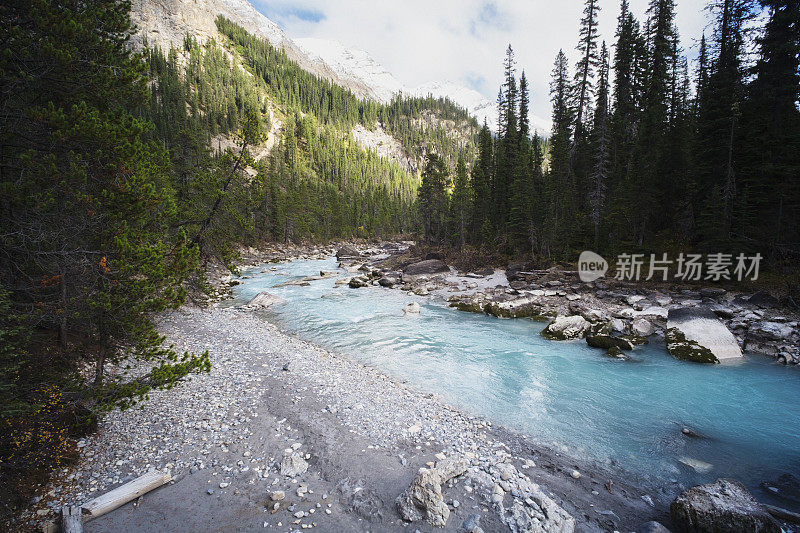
[748, 321, 795, 342]
[280, 452, 308, 477]
[632, 318, 654, 337]
[403, 259, 450, 278]
[336, 245, 361, 260]
[762, 473, 800, 504]
[246, 292, 285, 308]
[666, 307, 743, 363]
[541, 315, 592, 340]
[505, 262, 530, 282]
[586, 334, 634, 350]
[397, 458, 468, 527]
[670, 478, 781, 533]
[403, 302, 421, 315]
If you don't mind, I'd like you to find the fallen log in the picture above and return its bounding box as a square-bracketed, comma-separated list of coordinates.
[764, 503, 800, 525]
[82, 470, 171, 520]
[60, 506, 82, 533]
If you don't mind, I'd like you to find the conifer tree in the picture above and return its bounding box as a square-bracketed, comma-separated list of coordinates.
[589, 42, 611, 247]
[573, 0, 601, 146]
[741, 0, 800, 253]
[450, 155, 471, 248]
[418, 153, 450, 243]
[546, 50, 577, 257]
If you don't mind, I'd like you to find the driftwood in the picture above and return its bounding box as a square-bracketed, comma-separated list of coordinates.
[82, 470, 171, 519]
[43, 471, 171, 532]
[765, 503, 800, 525]
[60, 506, 82, 533]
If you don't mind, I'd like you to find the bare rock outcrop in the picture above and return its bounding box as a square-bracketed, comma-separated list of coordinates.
[396, 458, 468, 527]
[670, 478, 780, 533]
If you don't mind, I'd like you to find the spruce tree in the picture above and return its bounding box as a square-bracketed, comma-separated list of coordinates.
[573, 0, 601, 146]
[546, 50, 577, 257]
[589, 42, 611, 247]
[741, 0, 800, 254]
[450, 155, 471, 248]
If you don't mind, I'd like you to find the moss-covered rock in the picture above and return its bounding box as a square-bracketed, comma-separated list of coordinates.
[604, 346, 629, 359]
[484, 303, 544, 319]
[665, 328, 719, 364]
[450, 301, 484, 314]
[620, 334, 649, 346]
[586, 334, 634, 351]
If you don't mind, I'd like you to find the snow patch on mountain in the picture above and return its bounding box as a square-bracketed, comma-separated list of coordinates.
[411, 81, 497, 131]
[294, 38, 404, 103]
[290, 38, 551, 134]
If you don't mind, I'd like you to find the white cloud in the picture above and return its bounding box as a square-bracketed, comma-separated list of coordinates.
[252, 0, 710, 130]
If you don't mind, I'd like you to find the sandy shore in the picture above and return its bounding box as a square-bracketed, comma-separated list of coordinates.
[19, 297, 673, 532]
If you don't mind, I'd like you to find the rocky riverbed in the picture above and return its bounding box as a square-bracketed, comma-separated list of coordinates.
[16, 241, 799, 532]
[21, 305, 674, 533]
[336, 244, 799, 365]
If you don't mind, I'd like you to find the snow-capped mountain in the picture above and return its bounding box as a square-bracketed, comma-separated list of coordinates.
[130, 0, 550, 134]
[291, 38, 551, 134]
[293, 38, 404, 104]
[411, 81, 498, 131]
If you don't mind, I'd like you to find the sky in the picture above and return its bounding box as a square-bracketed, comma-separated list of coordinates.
[251, 0, 712, 126]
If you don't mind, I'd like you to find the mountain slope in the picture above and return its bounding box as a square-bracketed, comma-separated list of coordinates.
[131, 0, 381, 101]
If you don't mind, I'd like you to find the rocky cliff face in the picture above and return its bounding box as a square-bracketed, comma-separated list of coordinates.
[130, 0, 379, 101]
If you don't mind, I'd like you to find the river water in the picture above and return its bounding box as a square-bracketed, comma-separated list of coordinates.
[232, 257, 800, 506]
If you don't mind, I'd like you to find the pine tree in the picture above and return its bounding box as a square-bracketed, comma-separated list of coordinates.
[696, 0, 756, 245]
[573, 0, 601, 146]
[470, 123, 494, 243]
[509, 72, 533, 251]
[741, 0, 800, 254]
[418, 153, 450, 243]
[545, 50, 577, 257]
[450, 155, 471, 248]
[589, 42, 611, 247]
[494, 45, 519, 233]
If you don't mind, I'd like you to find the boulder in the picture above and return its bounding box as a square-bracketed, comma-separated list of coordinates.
[403, 259, 450, 278]
[700, 287, 726, 298]
[610, 318, 626, 333]
[604, 346, 629, 360]
[396, 458, 469, 527]
[403, 302, 421, 315]
[586, 334, 635, 350]
[280, 452, 309, 477]
[670, 478, 781, 533]
[336, 245, 361, 260]
[748, 321, 795, 342]
[761, 473, 800, 504]
[637, 521, 671, 533]
[505, 262, 529, 282]
[349, 277, 368, 289]
[745, 291, 780, 309]
[541, 315, 592, 340]
[378, 276, 396, 288]
[666, 307, 743, 363]
[632, 318, 654, 337]
[246, 292, 285, 308]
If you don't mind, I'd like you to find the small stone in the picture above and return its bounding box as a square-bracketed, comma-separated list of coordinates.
[571, 470, 581, 479]
[207, 489, 214, 495]
[271, 490, 285, 501]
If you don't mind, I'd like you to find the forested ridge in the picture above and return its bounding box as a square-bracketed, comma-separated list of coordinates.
[417, 0, 800, 275]
[0, 2, 474, 518]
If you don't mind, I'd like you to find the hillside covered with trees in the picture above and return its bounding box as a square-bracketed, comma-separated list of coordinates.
[0, 1, 475, 519]
[417, 0, 800, 276]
